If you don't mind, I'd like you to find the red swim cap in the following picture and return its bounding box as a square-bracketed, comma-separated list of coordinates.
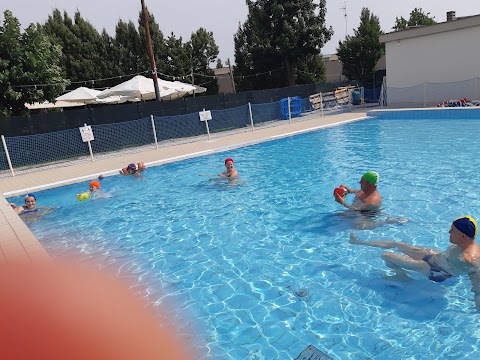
[90, 180, 101, 189]
[225, 158, 234, 164]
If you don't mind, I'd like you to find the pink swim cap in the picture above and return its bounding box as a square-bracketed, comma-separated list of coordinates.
[224, 158, 234, 164]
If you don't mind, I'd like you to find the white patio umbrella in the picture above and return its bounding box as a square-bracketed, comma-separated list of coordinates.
[55, 87, 101, 104]
[156, 79, 207, 99]
[97, 75, 178, 101]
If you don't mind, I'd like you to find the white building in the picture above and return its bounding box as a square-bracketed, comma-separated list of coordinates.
[380, 12, 480, 106]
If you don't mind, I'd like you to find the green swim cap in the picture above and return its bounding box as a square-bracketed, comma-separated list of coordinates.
[362, 171, 379, 186]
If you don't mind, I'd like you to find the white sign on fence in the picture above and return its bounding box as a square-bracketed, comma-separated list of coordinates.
[199, 110, 212, 122]
[79, 124, 94, 142]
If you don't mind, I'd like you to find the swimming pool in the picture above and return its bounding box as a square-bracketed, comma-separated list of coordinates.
[14, 111, 480, 359]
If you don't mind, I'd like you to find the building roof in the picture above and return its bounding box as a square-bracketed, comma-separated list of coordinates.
[380, 14, 480, 43]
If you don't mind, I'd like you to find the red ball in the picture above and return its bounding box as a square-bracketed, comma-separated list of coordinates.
[333, 187, 347, 198]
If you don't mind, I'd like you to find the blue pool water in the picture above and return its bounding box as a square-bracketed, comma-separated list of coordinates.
[14, 115, 480, 359]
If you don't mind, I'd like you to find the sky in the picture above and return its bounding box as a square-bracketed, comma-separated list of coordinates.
[2, 0, 480, 63]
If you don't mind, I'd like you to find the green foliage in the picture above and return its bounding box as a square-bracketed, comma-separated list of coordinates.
[295, 56, 327, 85]
[234, 0, 332, 90]
[393, 8, 436, 31]
[113, 19, 144, 76]
[137, 9, 167, 76]
[0, 6, 222, 110]
[216, 59, 223, 69]
[42, 9, 115, 87]
[336, 8, 384, 86]
[164, 33, 191, 80]
[187, 28, 219, 94]
[0, 10, 65, 117]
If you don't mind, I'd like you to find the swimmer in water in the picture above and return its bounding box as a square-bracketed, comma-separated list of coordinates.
[8, 194, 39, 215]
[119, 162, 146, 177]
[350, 216, 480, 309]
[219, 158, 238, 178]
[89, 180, 108, 199]
[8, 194, 53, 220]
[335, 171, 382, 212]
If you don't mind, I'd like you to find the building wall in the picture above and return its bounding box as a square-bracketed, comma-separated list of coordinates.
[385, 25, 480, 88]
[214, 67, 235, 94]
[323, 54, 346, 83]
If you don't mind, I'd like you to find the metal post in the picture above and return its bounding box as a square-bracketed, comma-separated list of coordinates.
[83, 123, 94, 162]
[203, 108, 211, 139]
[191, 67, 195, 98]
[248, 102, 254, 131]
[288, 97, 292, 124]
[1, 135, 14, 177]
[151, 114, 159, 149]
[87, 141, 94, 161]
[423, 82, 427, 108]
[141, 0, 161, 101]
[349, 88, 353, 111]
[474, 77, 479, 100]
[320, 93, 324, 117]
[228, 58, 236, 93]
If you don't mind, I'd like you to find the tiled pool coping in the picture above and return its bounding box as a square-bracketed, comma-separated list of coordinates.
[368, 106, 480, 119]
[0, 111, 368, 262]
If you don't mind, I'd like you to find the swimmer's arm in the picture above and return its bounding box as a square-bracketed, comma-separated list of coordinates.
[340, 185, 359, 194]
[9, 204, 25, 214]
[468, 269, 480, 310]
[342, 203, 367, 211]
[334, 194, 367, 211]
[37, 206, 54, 214]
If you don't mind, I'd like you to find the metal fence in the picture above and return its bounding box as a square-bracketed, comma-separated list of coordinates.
[0, 95, 354, 176]
[1, 82, 355, 137]
[384, 77, 480, 107]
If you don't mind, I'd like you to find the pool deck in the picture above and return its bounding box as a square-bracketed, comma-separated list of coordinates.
[0, 110, 368, 262]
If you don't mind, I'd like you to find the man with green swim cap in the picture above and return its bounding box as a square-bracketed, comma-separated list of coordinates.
[350, 216, 480, 309]
[335, 171, 382, 211]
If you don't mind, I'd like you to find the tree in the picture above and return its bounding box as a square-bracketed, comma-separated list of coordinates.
[113, 19, 144, 76]
[0, 10, 65, 117]
[234, 0, 332, 89]
[336, 8, 383, 86]
[137, 9, 167, 77]
[393, 8, 436, 31]
[164, 33, 191, 81]
[295, 55, 327, 85]
[216, 59, 223, 68]
[186, 28, 219, 95]
[42, 10, 113, 87]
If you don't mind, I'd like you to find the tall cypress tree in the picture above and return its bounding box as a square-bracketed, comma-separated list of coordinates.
[336, 8, 384, 86]
[186, 28, 219, 95]
[234, 0, 332, 90]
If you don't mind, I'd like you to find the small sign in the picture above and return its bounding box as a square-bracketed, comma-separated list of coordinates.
[199, 110, 212, 122]
[79, 124, 94, 142]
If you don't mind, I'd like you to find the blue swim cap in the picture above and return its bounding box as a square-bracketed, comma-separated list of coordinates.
[453, 216, 478, 239]
[25, 193, 36, 200]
